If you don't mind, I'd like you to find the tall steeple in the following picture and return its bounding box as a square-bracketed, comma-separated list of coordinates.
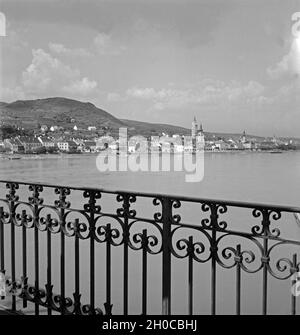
[241, 130, 246, 143]
[196, 122, 205, 150]
[191, 116, 198, 138]
[199, 123, 203, 134]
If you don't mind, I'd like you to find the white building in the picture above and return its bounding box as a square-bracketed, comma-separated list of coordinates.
[38, 137, 56, 148]
[50, 126, 59, 132]
[57, 140, 78, 152]
[184, 143, 194, 153]
[40, 125, 48, 132]
[108, 142, 118, 151]
[174, 144, 184, 153]
[128, 144, 136, 153]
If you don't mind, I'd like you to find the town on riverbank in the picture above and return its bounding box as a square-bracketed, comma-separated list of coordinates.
[1, 97, 299, 156]
[0, 115, 298, 156]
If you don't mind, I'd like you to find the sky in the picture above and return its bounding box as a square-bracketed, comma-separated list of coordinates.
[0, 0, 300, 137]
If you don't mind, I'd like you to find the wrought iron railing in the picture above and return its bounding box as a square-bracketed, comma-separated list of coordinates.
[0, 180, 299, 315]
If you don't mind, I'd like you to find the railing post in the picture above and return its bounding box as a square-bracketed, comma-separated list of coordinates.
[89, 191, 96, 315]
[104, 223, 112, 315]
[8, 183, 17, 312]
[54, 186, 71, 315]
[291, 253, 298, 315]
[84, 189, 101, 315]
[210, 203, 219, 315]
[261, 209, 270, 315]
[0, 207, 5, 301]
[122, 194, 129, 316]
[161, 197, 172, 315]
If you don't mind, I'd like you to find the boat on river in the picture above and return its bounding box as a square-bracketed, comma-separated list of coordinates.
[269, 150, 283, 154]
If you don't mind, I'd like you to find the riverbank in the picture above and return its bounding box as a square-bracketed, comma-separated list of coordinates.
[0, 149, 295, 160]
[0, 150, 299, 160]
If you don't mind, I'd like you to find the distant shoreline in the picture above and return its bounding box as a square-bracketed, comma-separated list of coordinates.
[0, 149, 297, 160]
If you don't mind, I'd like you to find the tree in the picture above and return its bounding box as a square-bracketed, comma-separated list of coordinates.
[46, 146, 59, 154]
[35, 146, 47, 154]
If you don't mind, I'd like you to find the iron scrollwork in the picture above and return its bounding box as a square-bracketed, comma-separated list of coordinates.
[0, 180, 299, 315]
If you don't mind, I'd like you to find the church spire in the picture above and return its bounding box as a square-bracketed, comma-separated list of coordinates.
[241, 130, 246, 143]
[191, 116, 198, 139]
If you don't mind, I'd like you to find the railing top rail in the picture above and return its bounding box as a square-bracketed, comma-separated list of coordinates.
[0, 179, 300, 213]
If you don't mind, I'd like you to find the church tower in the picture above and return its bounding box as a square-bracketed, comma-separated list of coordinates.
[196, 123, 205, 150]
[191, 116, 198, 139]
[241, 130, 246, 143]
[198, 123, 204, 136]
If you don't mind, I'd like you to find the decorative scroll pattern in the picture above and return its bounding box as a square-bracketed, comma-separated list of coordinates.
[0, 181, 299, 315]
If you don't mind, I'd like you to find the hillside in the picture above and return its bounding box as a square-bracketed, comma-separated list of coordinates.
[0, 97, 298, 143]
[0, 97, 125, 130]
[0, 97, 191, 136]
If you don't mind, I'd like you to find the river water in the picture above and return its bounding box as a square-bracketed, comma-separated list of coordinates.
[0, 151, 300, 314]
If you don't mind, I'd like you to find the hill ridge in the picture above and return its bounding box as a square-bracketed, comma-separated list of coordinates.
[0, 97, 299, 142]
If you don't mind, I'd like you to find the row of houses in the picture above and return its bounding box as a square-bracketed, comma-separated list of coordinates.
[4, 137, 42, 153]
[3, 136, 80, 154]
[204, 139, 291, 151]
[205, 139, 254, 151]
[2, 136, 193, 154]
[2, 134, 290, 155]
[2, 136, 119, 154]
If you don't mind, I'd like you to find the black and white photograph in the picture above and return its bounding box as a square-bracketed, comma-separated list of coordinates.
[0, 0, 300, 326]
